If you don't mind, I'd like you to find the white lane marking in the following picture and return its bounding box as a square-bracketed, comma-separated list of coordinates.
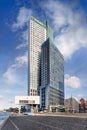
[26, 118, 64, 130]
[9, 118, 19, 130]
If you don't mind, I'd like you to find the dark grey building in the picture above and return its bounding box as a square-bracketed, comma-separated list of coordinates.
[40, 38, 64, 110]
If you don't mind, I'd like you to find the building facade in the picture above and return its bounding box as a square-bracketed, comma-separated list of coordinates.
[15, 16, 64, 112]
[28, 16, 64, 110]
[28, 16, 53, 96]
[28, 16, 46, 96]
[15, 96, 40, 112]
[41, 38, 64, 110]
[65, 97, 79, 112]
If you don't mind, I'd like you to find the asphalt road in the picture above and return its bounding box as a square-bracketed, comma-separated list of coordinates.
[1, 115, 87, 130]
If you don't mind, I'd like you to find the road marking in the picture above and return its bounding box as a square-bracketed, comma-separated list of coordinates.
[9, 118, 19, 130]
[26, 118, 64, 130]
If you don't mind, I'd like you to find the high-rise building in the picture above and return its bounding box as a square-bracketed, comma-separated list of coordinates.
[28, 16, 46, 96]
[15, 16, 55, 112]
[41, 38, 64, 110]
[28, 16, 64, 111]
[28, 16, 53, 96]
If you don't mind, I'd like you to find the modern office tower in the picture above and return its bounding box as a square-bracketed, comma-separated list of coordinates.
[41, 38, 64, 110]
[16, 17, 64, 112]
[28, 16, 46, 96]
[28, 16, 64, 111]
[28, 16, 53, 96]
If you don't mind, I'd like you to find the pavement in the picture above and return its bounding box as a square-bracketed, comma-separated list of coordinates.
[1, 115, 87, 130]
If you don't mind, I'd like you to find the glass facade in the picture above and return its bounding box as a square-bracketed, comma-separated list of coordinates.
[41, 38, 64, 109]
[28, 16, 64, 110]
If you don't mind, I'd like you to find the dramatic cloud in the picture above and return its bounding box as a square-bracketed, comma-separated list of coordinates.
[65, 74, 81, 88]
[12, 7, 32, 30]
[43, 0, 87, 59]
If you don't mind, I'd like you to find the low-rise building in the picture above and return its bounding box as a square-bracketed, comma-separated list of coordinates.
[65, 97, 79, 113]
[15, 96, 40, 112]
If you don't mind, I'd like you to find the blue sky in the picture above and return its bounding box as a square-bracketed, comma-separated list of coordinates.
[0, 0, 87, 109]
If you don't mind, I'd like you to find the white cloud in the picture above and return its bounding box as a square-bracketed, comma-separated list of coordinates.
[0, 7, 29, 108]
[15, 51, 28, 66]
[65, 74, 81, 88]
[54, 26, 87, 59]
[0, 98, 16, 110]
[11, 51, 28, 69]
[12, 7, 32, 30]
[12, 7, 30, 49]
[16, 29, 28, 49]
[0, 96, 3, 99]
[3, 7, 29, 85]
[2, 51, 28, 85]
[43, 0, 87, 60]
[9, 100, 14, 104]
[3, 67, 18, 84]
[77, 94, 84, 99]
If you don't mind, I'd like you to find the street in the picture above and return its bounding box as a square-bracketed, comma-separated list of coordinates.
[1, 115, 87, 130]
